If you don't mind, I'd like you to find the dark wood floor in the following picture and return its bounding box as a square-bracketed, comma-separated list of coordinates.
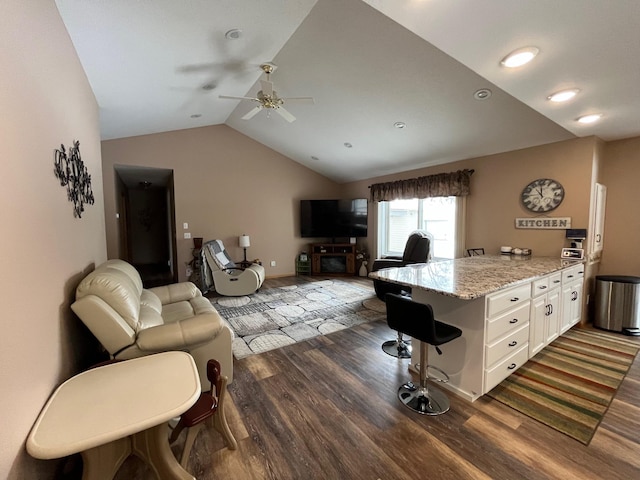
[116, 275, 640, 480]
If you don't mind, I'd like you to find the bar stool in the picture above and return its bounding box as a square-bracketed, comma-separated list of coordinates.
[385, 293, 462, 415]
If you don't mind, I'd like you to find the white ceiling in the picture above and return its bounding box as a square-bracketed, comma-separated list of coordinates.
[55, 0, 640, 183]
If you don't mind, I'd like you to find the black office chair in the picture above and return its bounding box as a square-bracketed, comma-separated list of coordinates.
[385, 293, 462, 415]
[371, 231, 432, 358]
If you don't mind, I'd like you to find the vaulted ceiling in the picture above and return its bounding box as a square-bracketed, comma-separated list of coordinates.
[56, 0, 640, 182]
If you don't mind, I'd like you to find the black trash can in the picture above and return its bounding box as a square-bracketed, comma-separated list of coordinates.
[594, 275, 640, 336]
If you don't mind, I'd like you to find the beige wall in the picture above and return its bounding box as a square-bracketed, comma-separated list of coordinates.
[600, 136, 640, 275]
[101, 126, 342, 279]
[0, 1, 106, 478]
[343, 137, 599, 260]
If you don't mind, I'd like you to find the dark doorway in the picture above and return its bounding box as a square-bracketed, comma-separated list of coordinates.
[114, 165, 178, 287]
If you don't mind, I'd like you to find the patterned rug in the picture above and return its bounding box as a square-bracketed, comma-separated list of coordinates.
[211, 279, 387, 359]
[487, 328, 639, 445]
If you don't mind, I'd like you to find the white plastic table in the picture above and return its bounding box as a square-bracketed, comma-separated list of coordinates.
[26, 351, 201, 480]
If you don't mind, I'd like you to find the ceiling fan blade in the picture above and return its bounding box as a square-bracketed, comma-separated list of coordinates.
[260, 79, 273, 96]
[275, 106, 296, 123]
[219, 95, 258, 101]
[242, 105, 263, 120]
[282, 97, 315, 104]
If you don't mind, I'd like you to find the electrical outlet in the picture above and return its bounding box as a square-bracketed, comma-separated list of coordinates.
[270, 260, 276, 267]
[184, 232, 191, 239]
[183, 222, 188, 229]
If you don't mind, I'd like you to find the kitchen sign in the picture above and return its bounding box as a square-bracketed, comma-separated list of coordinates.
[515, 217, 572, 229]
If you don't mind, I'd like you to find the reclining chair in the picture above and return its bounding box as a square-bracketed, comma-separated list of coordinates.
[201, 239, 265, 296]
[371, 231, 432, 358]
[71, 259, 234, 388]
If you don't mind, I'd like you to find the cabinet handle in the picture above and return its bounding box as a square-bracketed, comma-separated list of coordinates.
[571, 291, 578, 301]
[553, 280, 561, 284]
[567, 274, 574, 279]
[596, 234, 601, 242]
[509, 318, 518, 324]
[539, 285, 547, 290]
[510, 297, 520, 302]
[508, 341, 518, 347]
[508, 363, 517, 370]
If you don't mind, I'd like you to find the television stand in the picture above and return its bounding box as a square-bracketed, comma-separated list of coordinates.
[310, 243, 356, 276]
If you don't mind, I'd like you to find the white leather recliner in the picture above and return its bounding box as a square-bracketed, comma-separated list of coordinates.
[71, 259, 234, 387]
[201, 240, 265, 297]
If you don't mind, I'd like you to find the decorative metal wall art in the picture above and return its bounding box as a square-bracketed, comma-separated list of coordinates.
[53, 140, 95, 218]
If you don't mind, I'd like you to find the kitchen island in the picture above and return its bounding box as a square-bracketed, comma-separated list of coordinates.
[370, 255, 585, 402]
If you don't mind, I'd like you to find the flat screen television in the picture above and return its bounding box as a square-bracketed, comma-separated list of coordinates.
[300, 199, 368, 238]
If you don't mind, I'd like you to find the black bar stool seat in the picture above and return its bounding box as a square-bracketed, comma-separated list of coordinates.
[385, 293, 462, 415]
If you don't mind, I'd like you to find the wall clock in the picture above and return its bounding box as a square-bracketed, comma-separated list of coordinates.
[521, 178, 565, 213]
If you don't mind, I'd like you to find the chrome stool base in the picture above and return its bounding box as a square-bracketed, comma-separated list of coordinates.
[382, 339, 412, 358]
[398, 382, 451, 415]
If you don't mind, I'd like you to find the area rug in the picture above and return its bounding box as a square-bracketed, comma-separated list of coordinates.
[487, 328, 639, 445]
[211, 279, 387, 359]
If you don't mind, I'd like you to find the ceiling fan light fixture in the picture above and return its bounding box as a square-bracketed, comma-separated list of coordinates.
[500, 46, 539, 68]
[548, 88, 580, 102]
[577, 113, 603, 124]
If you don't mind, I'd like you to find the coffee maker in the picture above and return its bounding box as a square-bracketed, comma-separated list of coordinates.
[562, 228, 587, 260]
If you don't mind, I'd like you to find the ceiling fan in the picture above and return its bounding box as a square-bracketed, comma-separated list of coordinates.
[219, 63, 314, 122]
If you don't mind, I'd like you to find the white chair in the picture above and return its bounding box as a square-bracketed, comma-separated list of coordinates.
[201, 240, 265, 296]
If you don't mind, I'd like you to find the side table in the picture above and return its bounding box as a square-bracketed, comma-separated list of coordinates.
[27, 352, 201, 480]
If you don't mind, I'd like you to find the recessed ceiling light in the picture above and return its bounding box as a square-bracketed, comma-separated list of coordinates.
[500, 46, 539, 68]
[225, 29, 242, 40]
[190, 114, 202, 118]
[344, 142, 353, 148]
[577, 113, 603, 124]
[311, 156, 319, 161]
[394, 122, 406, 129]
[548, 89, 580, 102]
[474, 88, 492, 100]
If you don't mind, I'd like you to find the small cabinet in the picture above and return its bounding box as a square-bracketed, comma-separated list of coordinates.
[484, 284, 531, 393]
[560, 264, 585, 333]
[591, 183, 607, 255]
[309, 243, 356, 276]
[529, 273, 561, 357]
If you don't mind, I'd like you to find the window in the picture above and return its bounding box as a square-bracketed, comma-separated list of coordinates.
[377, 196, 464, 259]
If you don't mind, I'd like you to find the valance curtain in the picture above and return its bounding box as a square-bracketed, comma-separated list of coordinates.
[369, 169, 474, 202]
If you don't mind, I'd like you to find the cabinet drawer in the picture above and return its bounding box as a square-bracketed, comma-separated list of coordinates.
[486, 302, 530, 344]
[485, 323, 529, 368]
[562, 265, 584, 283]
[486, 284, 531, 318]
[484, 344, 529, 393]
[531, 277, 549, 297]
[548, 272, 562, 289]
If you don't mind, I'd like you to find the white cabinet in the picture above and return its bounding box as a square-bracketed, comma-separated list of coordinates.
[560, 264, 585, 333]
[591, 183, 607, 254]
[484, 284, 530, 392]
[528, 272, 561, 357]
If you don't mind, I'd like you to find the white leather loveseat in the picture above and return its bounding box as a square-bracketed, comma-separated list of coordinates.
[71, 259, 233, 387]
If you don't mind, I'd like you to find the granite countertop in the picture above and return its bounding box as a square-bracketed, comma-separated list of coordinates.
[368, 255, 583, 300]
